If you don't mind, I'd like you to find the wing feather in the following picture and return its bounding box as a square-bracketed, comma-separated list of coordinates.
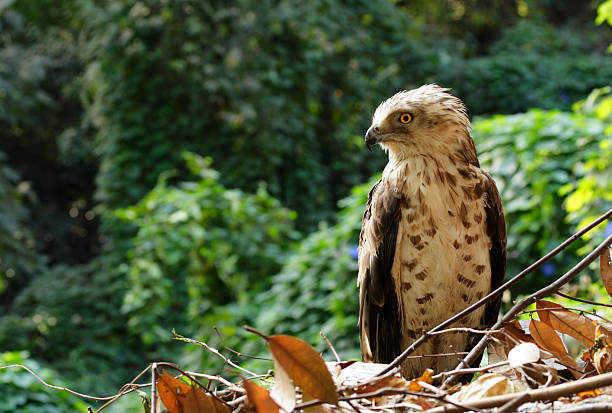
[358, 179, 403, 363]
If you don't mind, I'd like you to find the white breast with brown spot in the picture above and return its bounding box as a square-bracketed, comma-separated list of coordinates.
[383, 154, 492, 377]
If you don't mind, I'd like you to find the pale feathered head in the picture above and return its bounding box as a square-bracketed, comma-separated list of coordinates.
[365, 84, 471, 157]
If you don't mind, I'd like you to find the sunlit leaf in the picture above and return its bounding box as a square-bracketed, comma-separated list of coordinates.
[157, 371, 228, 413]
[270, 357, 296, 412]
[535, 300, 565, 325]
[243, 379, 280, 413]
[268, 335, 338, 404]
[548, 310, 596, 348]
[529, 319, 582, 376]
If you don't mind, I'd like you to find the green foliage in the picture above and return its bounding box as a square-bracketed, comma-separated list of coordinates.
[561, 87, 612, 247]
[0, 351, 88, 412]
[446, 21, 612, 114]
[0, 262, 143, 395]
[255, 176, 377, 360]
[117, 153, 298, 364]
[473, 105, 609, 290]
[0, 151, 41, 298]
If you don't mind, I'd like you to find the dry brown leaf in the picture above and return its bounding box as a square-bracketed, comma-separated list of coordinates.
[601, 246, 612, 296]
[270, 358, 296, 412]
[503, 320, 535, 344]
[594, 324, 612, 374]
[268, 335, 338, 404]
[451, 374, 517, 402]
[535, 300, 565, 325]
[548, 310, 596, 348]
[529, 319, 581, 377]
[508, 342, 540, 368]
[243, 380, 280, 413]
[158, 371, 228, 413]
[347, 373, 408, 395]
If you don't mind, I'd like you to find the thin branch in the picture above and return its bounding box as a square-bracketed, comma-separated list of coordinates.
[376, 207, 612, 377]
[443, 230, 612, 388]
[173, 332, 259, 378]
[0, 364, 129, 402]
[428, 327, 501, 336]
[151, 363, 157, 413]
[555, 291, 612, 309]
[432, 360, 509, 380]
[213, 326, 272, 361]
[321, 331, 341, 362]
[519, 308, 612, 324]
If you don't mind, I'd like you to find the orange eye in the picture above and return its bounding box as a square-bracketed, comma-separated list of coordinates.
[399, 113, 413, 124]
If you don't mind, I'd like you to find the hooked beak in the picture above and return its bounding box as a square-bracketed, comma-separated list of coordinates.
[365, 125, 380, 152]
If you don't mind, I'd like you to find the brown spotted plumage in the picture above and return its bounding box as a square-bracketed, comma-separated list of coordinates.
[358, 84, 506, 379]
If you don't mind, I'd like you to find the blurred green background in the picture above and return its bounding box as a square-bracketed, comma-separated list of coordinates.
[1, 0, 612, 411]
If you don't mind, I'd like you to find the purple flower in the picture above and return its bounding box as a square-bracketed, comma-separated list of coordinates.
[542, 262, 556, 277]
[350, 245, 359, 260]
[605, 221, 612, 237]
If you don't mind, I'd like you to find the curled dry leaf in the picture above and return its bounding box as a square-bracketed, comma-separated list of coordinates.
[548, 309, 596, 348]
[601, 246, 612, 296]
[158, 371, 229, 413]
[593, 324, 612, 374]
[243, 379, 280, 413]
[451, 374, 516, 402]
[408, 368, 434, 391]
[508, 342, 540, 368]
[268, 335, 339, 405]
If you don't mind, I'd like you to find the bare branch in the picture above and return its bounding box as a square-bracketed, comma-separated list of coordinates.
[321, 331, 341, 362]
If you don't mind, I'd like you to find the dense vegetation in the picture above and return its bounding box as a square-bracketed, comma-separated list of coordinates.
[1, 0, 611, 411]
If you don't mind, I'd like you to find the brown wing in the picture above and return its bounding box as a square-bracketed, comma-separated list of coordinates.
[465, 171, 506, 369]
[482, 171, 506, 327]
[358, 179, 403, 363]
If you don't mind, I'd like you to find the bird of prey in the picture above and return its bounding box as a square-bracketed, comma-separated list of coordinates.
[358, 84, 506, 379]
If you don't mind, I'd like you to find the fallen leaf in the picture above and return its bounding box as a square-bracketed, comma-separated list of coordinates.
[503, 320, 535, 344]
[158, 371, 228, 413]
[408, 368, 434, 391]
[535, 300, 565, 325]
[601, 246, 612, 296]
[594, 324, 612, 374]
[270, 358, 296, 412]
[577, 389, 602, 399]
[268, 335, 338, 404]
[508, 342, 540, 368]
[548, 310, 596, 348]
[347, 373, 408, 395]
[243, 380, 280, 413]
[451, 374, 516, 402]
[529, 319, 581, 376]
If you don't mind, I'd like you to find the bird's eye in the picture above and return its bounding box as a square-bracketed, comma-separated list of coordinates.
[399, 113, 413, 124]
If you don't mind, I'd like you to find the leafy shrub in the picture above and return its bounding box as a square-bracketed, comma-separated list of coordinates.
[0, 351, 88, 412]
[255, 176, 377, 361]
[472, 104, 609, 290]
[0, 151, 42, 301]
[118, 153, 298, 366]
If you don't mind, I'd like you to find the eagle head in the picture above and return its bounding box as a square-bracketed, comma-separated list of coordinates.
[365, 84, 470, 156]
